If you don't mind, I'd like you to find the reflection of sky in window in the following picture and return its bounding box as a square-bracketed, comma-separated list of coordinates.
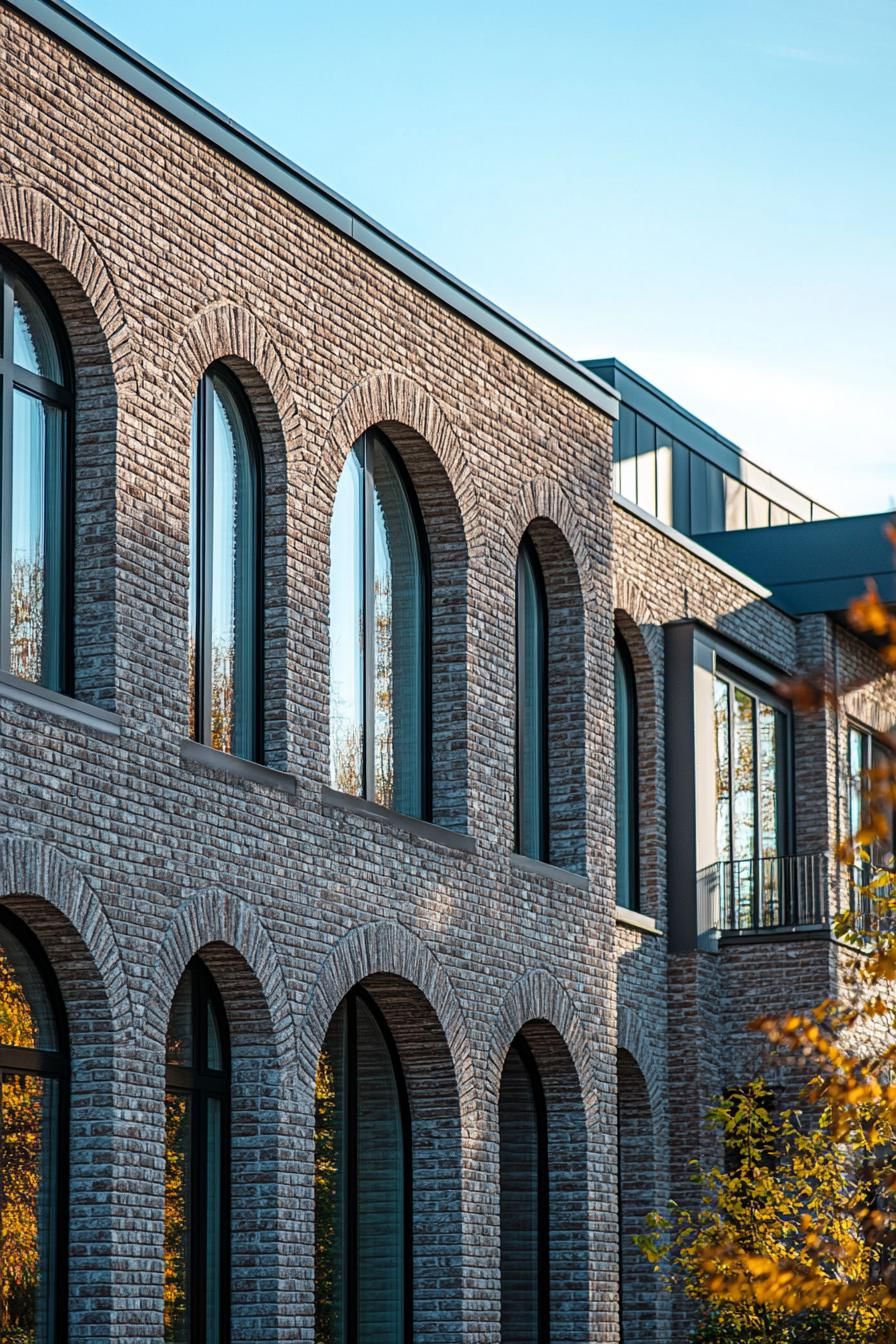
[329, 452, 363, 790]
[11, 391, 45, 572]
[12, 282, 62, 383]
[210, 389, 237, 662]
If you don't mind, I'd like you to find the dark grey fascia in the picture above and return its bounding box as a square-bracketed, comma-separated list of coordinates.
[6, 0, 619, 422]
[697, 513, 896, 618]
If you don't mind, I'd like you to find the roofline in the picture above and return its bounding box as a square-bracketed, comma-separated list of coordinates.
[6, 0, 620, 421]
[584, 357, 833, 510]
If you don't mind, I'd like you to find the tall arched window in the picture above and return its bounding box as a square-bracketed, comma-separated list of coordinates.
[500, 1034, 549, 1344]
[615, 635, 639, 910]
[329, 429, 429, 818]
[315, 987, 410, 1344]
[165, 958, 229, 1344]
[189, 364, 263, 760]
[516, 536, 548, 861]
[0, 907, 68, 1342]
[0, 251, 73, 691]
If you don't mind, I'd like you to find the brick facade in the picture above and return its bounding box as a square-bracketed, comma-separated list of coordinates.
[1, 5, 894, 1343]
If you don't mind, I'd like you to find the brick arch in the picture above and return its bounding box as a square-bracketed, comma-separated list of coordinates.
[314, 369, 480, 551]
[317, 376, 474, 829]
[613, 573, 658, 631]
[617, 1045, 662, 1343]
[167, 300, 299, 443]
[300, 917, 474, 1105]
[142, 884, 296, 1073]
[503, 475, 596, 603]
[615, 608, 663, 919]
[617, 1006, 665, 1124]
[0, 833, 132, 1031]
[0, 181, 135, 707]
[0, 833, 135, 1339]
[491, 970, 595, 1344]
[0, 180, 133, 386]
[166, 301, 300, 770]
[302, 919, 475, 1343]
[488, 967, 595, 1110]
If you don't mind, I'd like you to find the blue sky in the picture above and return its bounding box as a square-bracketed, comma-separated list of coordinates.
[74, 0, 895, 515]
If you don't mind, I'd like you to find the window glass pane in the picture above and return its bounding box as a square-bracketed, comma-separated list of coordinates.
[617, 406, 637, 503]
[315, 1004, 346, 1344]
[371, 437, 424, 817]
[714, 676, 731, 867]
[205, 1096, 223, 1344]
[356, 997, 404, 1343]
[656, 430, 673, 526]
[166, 971, 193, 1068]
[0, 1072, 58, 1344]
[758, 702, 780, 924]
[329, 448, 365, 797]
[872, 739, 895, 865]
[747, 490, 770, 529]
[517, 543, 546, 861]
[12, 279, 63, 383]
[635, 416, 657, 517]
[0, 923, 56, 1051]
[500, 1044, 540, 1344]
[164, 1091, 192, 1344]
[615, 644, 636, 910]
[208, 383, 239, 754]
[732, 688, 756, 924]
[206, 999, 223, 1073]
[724, 475, 747, 531]
[9, 390, 64, 686]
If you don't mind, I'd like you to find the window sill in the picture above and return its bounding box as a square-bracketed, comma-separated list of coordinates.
[0, 671, 121, 736]
[321, 785, 476, 854]
[615, 905, 662, 936]
[179, 739, 297, 795]
[510, 852, 589, 892]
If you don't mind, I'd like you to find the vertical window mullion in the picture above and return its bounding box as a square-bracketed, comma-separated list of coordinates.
[362, 436, 376, 802]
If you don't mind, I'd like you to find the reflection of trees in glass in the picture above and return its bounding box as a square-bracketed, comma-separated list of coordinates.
[209, 639, 235, 755]
[315, 1050, 338, 1344]
[9, 555, 43, 685]
[164, 1092, 190, 1343]
[1, 943, 41, 1341]
[374, 574, 394, 810]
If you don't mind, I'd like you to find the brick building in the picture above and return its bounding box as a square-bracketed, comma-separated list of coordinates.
[0, 3, 892, 1342]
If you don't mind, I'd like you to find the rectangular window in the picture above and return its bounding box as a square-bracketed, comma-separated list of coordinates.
[713, 668, 790, 930]
[848, 725, 895, 871]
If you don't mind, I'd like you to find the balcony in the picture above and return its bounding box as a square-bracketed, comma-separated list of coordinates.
[696, 853, 830, 949]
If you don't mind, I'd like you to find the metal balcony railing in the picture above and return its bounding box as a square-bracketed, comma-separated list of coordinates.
[696, 853, 829, 947]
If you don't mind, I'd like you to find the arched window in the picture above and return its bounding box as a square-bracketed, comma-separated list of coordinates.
[500, 1034, 549, 1344]
[516, 536, 548, 861]
[615, 635, 639, 910]
[0, 251, 73, 691]
[0, 907, 67, 1342]
[164, 958, 229, 1344]
[315, 987, 410, 1344]
[189, 364, 263, 760]
[329, 430, 429, 818]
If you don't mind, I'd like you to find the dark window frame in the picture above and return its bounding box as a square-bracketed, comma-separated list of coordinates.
[190, 362, 264, 762]
[318, 984, 413, 1344]
[0, 248, 75, 693]
[164, 957, 231, 1344]
[331, 428, 433, 820]
[0, 903, 70, 1344]
[515, 534, 550, 863]
[614, 632, 640, 911]
[500, 1032, 550, 1344]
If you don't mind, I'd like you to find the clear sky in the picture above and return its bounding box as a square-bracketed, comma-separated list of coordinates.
[73, 0, 895, 516]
